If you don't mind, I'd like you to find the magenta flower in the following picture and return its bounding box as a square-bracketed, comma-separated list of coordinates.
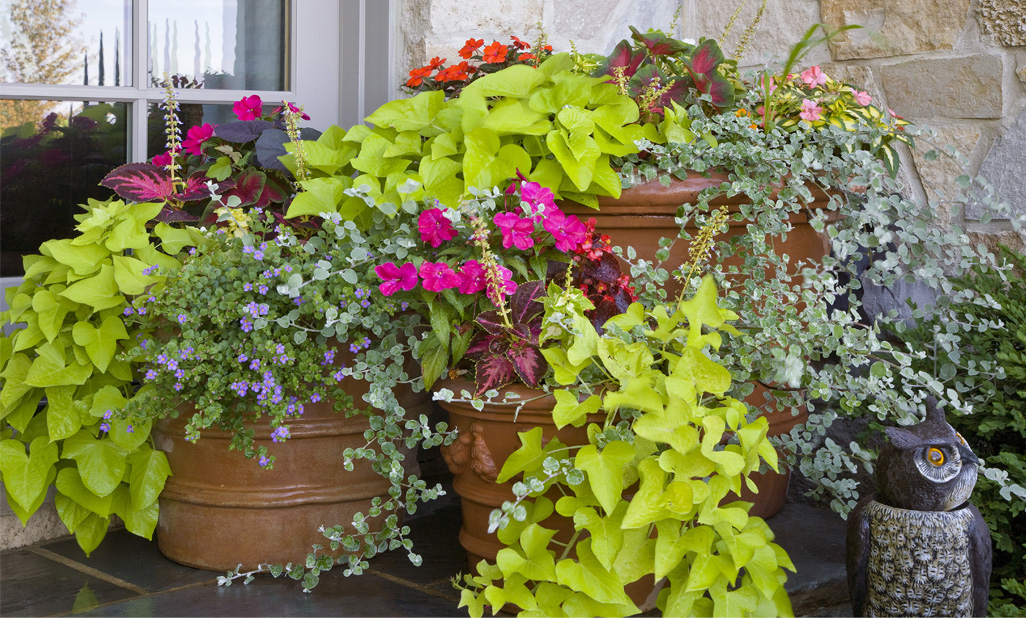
[800, 66, 827, 88]
[486, 264, 517, 304]
[233, 95, 263, 121]
[418, 208, 458, 247]
[850, 88, 872, 106]
[457, 260, 487, 294]
[493, 212, 535, 250]
[274, 101, 311, 121]
[151, 151, 173, 166]
[419, 262, 460, 292]
[799, 99, 824, 123]
[374, 262, 418, 296]
[520, 181, 555, 216]
[181, 123, 214, 157]
[543, 209, 589, 252]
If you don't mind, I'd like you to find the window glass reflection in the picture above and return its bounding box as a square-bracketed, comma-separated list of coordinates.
[148, 0, 288, 90]
[0, 101, 129, 276]
[1, 0, 132, 86]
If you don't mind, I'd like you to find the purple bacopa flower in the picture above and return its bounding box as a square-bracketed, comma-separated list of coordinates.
[238, 353, 248, 363]
[258, 285, 269, 295]
[253, 251, 265, 261]
[156, 354, 169, 365]
[322, 350, 335, 365]
[176, 314, 187, 324]
[249, 359, 260, 370]
[240, 317, 254, 333]
[126, 425, 134, 433]
[259, 456, 270, 467]
[174, 382, 183, 391]
[282, 264, 292, 273]
[275, 343, 286, 355]
[99, 422, 110, 433]
[243, 282, 253, 292]
[175, 369, 185, 379]
[142, 265, 159, 276]
[310, 393, 321, 403]
[145, 369, 158, 380]
[167, 359, 178, 371]
[123, 307, 135, 316]
[137, 307, 147, 315]
[271, 426, 290, 443]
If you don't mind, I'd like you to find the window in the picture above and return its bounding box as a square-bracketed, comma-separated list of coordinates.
[1, 0, 392, 284]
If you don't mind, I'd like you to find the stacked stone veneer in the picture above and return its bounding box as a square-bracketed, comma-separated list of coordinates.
[399, 0, 1026, 251]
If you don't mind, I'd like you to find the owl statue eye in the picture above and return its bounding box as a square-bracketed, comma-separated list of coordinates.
[927, 447, 945, 466]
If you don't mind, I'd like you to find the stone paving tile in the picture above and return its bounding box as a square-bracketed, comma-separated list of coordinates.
[41, 528, 217, 593]
[0, 548, 140, 617]
[368, 499, 469, 588]
[72, 572, 463, 617]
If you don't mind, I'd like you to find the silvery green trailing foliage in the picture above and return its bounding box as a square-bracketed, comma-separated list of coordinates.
[612, 92, 1023, 516]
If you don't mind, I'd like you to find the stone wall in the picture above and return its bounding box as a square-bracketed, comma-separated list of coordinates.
[397, 0, 1026, 249]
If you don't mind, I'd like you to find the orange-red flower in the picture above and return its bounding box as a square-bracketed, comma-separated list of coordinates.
[428, 56, 446, 69]
[510, 35, 530, 50]
[458, 38, 484, 59]
[518, 52, 536, 62]
[435, 61, 471, 83]
[482, 41, 508, 64]
[406, 65, 433, 88]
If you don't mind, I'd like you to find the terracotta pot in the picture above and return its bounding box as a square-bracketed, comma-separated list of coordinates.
[561, 170, 838, 297]
[153, 351, 431, 572]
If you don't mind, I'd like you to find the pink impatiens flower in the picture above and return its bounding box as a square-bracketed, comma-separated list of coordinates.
[181, 123, 214, 157]
[493, 212, 535, 250]
[233, 95, 263, 121]
[419, 262, 460, 292]
[799, 98, 824, 123]
[542, 208, 589, 252]
[418, 208, 458, 247]
[486, 264, 517, 304]
[374, 262, 418, 296]
[151, 151, 174, 167]
[457, 260, 487, 294]
[520, 181, 555, 216]
[850, 88, 872, 106]
[800, 66, 827, 88]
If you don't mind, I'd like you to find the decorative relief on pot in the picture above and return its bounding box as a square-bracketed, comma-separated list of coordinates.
[441, 421, 498, 482]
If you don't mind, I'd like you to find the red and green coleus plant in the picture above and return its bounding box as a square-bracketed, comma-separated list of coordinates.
[370, 174, 636, 395]
[403, 33, 554, 97]
[595, 26, 741, 122]
[99, 83, 319, 229]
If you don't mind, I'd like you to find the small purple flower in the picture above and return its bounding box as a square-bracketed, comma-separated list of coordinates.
[142, 265, 159, 276]
[137, 307, 147, 315]
[238, 353, 248, 363]
[322, 350, 335, 365]
[189, 247, 197, 255]
[275, 343, 286, 355]
[282, 264, 292, 273]
[174, 382, 183, 391]
[294, 297, 304, 305]
[360, 299, 370, 309]
[147, 296, 156, 303]
[156, 354, 169, 365]
[333, 368, 346, 382]
[243, 283, 253, 292]
[271, 426, 290, 443]
[175, 369, 184, 379]
[167, 359, 178, 371]
[123, 307, 135, 316]
[103, 410, 113, 420]
[259, 456, 270, 467]
[253, 251, 265, 261]
[310, 393, 321, 403]
[99, 422, 110, 433]
[240, 317, 254, 333]
[126, 426, 134, 433]
[354, 288, 364, 299]
[262, 270, 273, 279]
[145, 369, 158, 380]
[249, 359, 260, 370]
[243, 245, 254, 255]
[258, 285, 269, 295]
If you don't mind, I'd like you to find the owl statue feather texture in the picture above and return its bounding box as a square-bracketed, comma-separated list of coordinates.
[846, 399, 992, 617]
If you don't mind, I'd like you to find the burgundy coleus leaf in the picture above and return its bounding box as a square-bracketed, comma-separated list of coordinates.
[474, 353, 517, 395]
[629, 26, 689, 57]
[174, 171, 214, 202]
[154, 206, 200, 224]
[509, 341, 546, 387]
[688, 39, 725, 75]
[101, 162, 174, 202]
[509, 281, 545, 325]
[475, 310, 505, 336]
[588, 296, 620, 332]
[213, 120, 274, 144]
[222, 169, 286, 209]
[658, 78, 690, 109]
[595, 39, 648, 80]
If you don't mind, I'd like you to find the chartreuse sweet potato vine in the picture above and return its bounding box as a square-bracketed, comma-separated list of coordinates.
[0, 198, 199, 554]
[450, 277, 794, 617]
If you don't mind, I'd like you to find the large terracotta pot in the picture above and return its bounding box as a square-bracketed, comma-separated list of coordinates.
[154, 355, 432, 572]
[561, 170, 837, 297]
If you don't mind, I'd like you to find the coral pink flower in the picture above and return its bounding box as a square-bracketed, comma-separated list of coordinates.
[493, 212, 535, 250]
[419, 262, 460, 292]
[233, 95, 263, 121]
[457, 260, 487, 294]
[799, 99, 824, 123]
[850, 88, 872, 106]
[486, 264, 517, 304]
[374, 262, 418, 296]
[181, 123, 215, 156]
[418, 207, 458, 247]
[543, 209, 589, 252]
[800, 66, 827, 88]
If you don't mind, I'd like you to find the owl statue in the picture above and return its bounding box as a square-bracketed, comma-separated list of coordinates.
[846, 400, 992, 617]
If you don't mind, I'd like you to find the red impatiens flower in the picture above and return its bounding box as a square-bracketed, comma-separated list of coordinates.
[418, 207, 458, 247]
[518, 52, 536, 62]
[181, 123, 215, 157]
[406, 65, 433, 88]
[435, 61, 471, 83]
[510, 35, 530, 50]
[232, 95, 263, 121]
[428, 56, 446, 69]
[374, 262, 418, 296]
[459, 38, 484, 59]
[482, 41, 508, 64]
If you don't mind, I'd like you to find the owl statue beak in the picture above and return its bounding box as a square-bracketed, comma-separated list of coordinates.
[958, 442, 980, 466]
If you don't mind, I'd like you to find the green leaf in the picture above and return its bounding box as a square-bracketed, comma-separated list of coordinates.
[552, 390, 600, 429]
[108, 416, 151, 452]
[554, 538, 637, 608]
[0, 353, 35, 412]
[43, 238, 109, 277]
[55, 491, 90, 533]
[0, 437, 58, 513]
[111, 485, 158, 539]
[126, 450, 171, 509]
[31, 290, 71, 342]
[45, 385, 81, 441]
[287, 177, 350, 218]
[73, 512, 110, 556]
[55, 468, 115, 516]
[60, 431, 129, 497]
[112, 256, 159, 295]
[59, 264, 124, 312]
[574, 441, 634, 513]
[105, 216, 150, 252]
[71, 315, 128, 373]
[24, 342, 92, 387]
[700, 415, 746, 476]
[496, 427, 545, 484]
[417, 334, 448, 390]
[573, 504, 626, 571]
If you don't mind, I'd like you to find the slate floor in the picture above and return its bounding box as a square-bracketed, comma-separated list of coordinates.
[1, 473, 852, 617]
